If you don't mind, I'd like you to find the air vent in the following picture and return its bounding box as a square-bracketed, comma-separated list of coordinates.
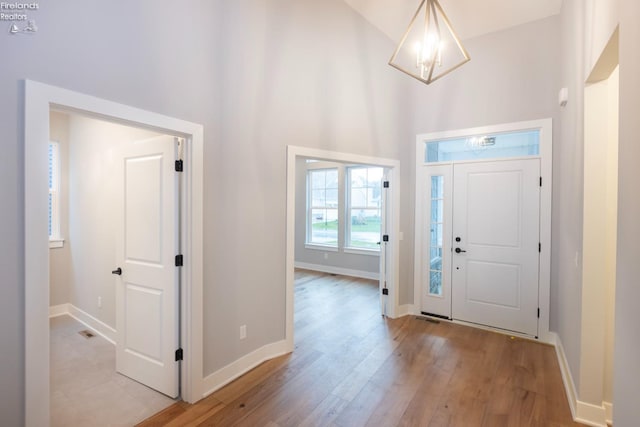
[78, 330, 95, 339]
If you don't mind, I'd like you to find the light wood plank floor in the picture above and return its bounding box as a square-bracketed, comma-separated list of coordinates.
[138, 269, 582, 427]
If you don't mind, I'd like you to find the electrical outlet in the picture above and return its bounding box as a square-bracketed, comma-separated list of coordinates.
[324, 253, 328, 260]
[240, 325, 247, 340]
[98, 296, 102, 308]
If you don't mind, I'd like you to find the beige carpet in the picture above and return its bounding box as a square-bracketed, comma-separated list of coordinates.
[50, 315, 176, 427]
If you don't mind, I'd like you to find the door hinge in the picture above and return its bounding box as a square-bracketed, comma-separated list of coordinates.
[538, 243, 541, 253]
[382, 234, 389, 242]
[175, 159, 184, 172]
[383, 181, 389, 188]
[537, 308, 540, 318]
[539, 177, 542, 187]
[175, 348, 183, 361]
[382, 288, 389, 295]
[175, 254, 184, 267]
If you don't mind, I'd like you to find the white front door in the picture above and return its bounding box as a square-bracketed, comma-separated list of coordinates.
[420, 158, 540, 336]
[114, 135, 180, 398]
[451, 159, 540, 336]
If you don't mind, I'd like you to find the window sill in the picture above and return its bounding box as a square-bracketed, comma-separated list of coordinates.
[49, 239, 65, 249]
[344, 247, 380, 256]
[304, 244, 339, 252]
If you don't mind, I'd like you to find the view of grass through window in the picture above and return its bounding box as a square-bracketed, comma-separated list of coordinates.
[348, 166, 383, 249]
[309, 168, 339, 246]
[307, 164, 383, 250]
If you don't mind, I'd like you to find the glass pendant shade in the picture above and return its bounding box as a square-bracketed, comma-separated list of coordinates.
[389, 0, 470, 84]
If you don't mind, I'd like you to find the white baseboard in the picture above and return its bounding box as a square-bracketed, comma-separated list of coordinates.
[294, 262, 379, 281]
[396, 304, 416, 317]
[551, 332, 578, 419]
[576, 401, 608, 427]
[49, 303, 70, 318]
[49, 303, 117, 345]
[552, 332, 609, 427]
[202, 340, 290, 398]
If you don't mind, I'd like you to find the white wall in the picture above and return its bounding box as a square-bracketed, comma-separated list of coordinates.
[584, 0, 620, 76]
[204, 0, 413, 375]
[1, 2, 220, 423]
[614, 0, 640, 423]
[294, 157, 380, 277]
[52, 114, 160, 327]
[557, 1, 625, 421]
[555, 0, 587, 393]
[49, 112, 72, 306]
[4, 2, 617, 425]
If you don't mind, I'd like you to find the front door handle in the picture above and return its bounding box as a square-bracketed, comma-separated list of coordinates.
[454, 248, 466, 254]
[112, 267, 122, 275]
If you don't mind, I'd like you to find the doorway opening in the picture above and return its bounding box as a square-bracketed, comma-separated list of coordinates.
[578, 26, 619, 424]
[25, 81, 205, 427]
[293, 157, 390, 350]
[414, 119, 553, 342]
[285, 146, 401, 352]
[48, 110, 180, 425]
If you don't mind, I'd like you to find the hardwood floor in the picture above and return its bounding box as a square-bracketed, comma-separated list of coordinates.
[138, 269, 581, 427]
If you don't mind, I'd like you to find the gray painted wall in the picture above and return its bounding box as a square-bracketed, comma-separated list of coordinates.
[615, 0, 640, 423]
[205, 0, 412, 374]
[294, 157, 380, 275]
[0, 2, 220, 424]
[554, 0, 586, 392]
[13, 0, 638, 425]
[49, 112, 72, 307]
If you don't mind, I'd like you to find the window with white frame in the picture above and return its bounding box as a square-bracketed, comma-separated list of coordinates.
[306, 163, 383, 253]
[48, 141, 63, 247]
[307, 168, 339, 247]
[347, 166, 383, 250]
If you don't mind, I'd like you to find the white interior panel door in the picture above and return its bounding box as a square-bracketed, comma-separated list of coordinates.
[115, 135, 179, 398]
[451, 159, 540, 336]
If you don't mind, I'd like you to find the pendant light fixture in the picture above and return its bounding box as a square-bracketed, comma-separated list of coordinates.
[389, 0, 470, 85]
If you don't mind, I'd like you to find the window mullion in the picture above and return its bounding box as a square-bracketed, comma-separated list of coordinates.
[337, 165, 346, 251]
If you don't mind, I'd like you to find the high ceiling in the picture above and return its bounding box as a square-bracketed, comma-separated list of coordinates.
[343, 0, 563, 42]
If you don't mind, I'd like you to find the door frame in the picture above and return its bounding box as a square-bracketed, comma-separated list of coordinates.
[413, 118, 553, 343]
[285, 146, 401, 351]
[24, 80, 204, 427]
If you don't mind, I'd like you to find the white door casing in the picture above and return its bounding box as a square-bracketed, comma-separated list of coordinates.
[451, 159, 540, 336]
[414, 119, 552, 342]
[379, 169, 389, 315]
[25, 81, 204, 427]
[115, 135, 180, 398]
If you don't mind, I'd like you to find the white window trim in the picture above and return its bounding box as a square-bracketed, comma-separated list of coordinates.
[305, 163, 383, 253]
[304, 243, 339, 252]
[48, 141, 64, 249]
[306, 167, 340, 248]
[343, 247, 380, 256]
